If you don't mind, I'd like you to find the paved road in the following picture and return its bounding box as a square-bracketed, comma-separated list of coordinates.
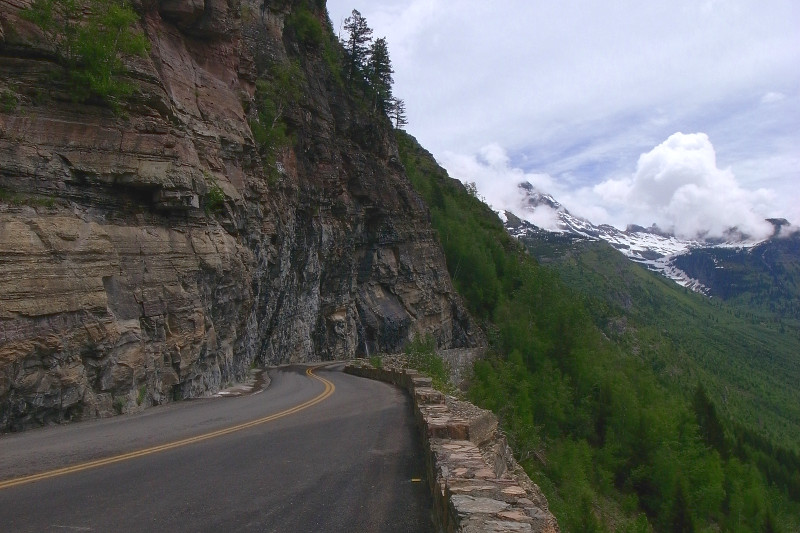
[0, 363, 434, 532]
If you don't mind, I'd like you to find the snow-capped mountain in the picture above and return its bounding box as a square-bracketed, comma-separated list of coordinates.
[503, 182, 771, 293]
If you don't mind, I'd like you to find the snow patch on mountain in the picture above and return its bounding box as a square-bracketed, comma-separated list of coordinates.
[506, 182, 768, 292]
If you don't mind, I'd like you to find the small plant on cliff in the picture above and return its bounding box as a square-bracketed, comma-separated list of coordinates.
[239, 2, 254, 23]
[285, 6, 325, 50]
[0, 188, 17, 205]
[21, 0, 149, 108]
[405, 334, 452, 393]
[1, 89, 19, 113]
[0, 188, 56, 207]
[112, 396, 125, 414]
[136, 384, 147, 406]
[250, 60, 304, 184]
[204, 183, 226, 214]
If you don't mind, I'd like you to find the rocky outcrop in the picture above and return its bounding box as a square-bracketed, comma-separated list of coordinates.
[0, 0, 480, 430]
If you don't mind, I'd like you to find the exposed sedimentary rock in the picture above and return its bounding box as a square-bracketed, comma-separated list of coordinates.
[0, 0, 480, 430]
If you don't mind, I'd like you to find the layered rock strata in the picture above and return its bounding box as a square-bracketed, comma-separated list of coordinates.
[0, 0, 479, 430]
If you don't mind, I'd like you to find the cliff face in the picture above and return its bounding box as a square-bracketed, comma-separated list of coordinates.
[0, 0, 479, 430]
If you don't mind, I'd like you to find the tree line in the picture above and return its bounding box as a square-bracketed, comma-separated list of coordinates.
[340, 9, 407, 129]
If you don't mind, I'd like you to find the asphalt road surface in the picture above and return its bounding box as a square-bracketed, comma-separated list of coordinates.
[0, 363, 434, 532]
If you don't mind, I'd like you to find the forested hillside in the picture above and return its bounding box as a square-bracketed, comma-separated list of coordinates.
[397, 131, 800, 532]
[520, 237, 800, 453]
[673, 233, 800, 327]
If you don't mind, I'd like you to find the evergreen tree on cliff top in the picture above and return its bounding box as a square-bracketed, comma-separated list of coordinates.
[390, 97, 408, 129]
[367, 37, 393, 111]
[341, 9, 372, 81]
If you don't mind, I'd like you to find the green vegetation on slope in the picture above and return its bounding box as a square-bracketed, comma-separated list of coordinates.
[405, 334, 453, 394]
[21, 0, 149, 107]
[523, 240, 800, 452]
[673, 235, 800, 327]
[524, 237, 800, 523]
[249, 60, 305, 184]
[397, 130, 800, 532]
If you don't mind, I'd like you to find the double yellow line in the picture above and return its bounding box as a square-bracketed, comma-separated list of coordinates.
[0, 366, 335, 491]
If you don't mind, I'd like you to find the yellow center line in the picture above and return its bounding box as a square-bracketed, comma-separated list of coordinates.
[0, 366, 335, 491]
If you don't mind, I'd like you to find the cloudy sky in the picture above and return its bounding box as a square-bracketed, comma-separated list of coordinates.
[326, 0, 799, 238]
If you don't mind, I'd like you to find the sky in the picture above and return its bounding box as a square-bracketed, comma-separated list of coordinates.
[326, 0, 800, 239]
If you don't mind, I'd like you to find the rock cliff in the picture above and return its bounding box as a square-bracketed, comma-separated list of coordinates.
[0, 0, 480, 430]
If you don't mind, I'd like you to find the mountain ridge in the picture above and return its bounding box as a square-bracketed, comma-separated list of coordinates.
[503, 181, 793, 294]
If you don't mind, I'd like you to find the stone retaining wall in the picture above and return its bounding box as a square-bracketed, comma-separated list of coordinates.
[438, 348, 485, 389]
[344, 363, 559, 533]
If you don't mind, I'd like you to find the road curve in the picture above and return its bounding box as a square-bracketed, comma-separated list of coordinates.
[0, 363, 434, 532]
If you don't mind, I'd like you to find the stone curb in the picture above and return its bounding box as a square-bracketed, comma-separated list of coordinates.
[344, 363, 559, 533]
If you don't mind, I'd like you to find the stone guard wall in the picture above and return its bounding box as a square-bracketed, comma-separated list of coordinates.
[344, 363, 559, 533]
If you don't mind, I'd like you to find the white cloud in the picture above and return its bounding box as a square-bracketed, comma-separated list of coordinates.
[442, 133, 779, 241]
[326, 0, 800, 231]
[440, 144, 612, 231]
[761, 91, 786, 105]
[525, 206, 561, 232]
[595, 133, 775, 239]
[440, 145, 561, 228]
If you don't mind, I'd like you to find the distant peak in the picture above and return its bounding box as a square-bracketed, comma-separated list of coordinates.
[767, 218, 790, 226]
[517, 182, 563, 211]
[767, 218, 794, 238]
[625, 223, 673, 238]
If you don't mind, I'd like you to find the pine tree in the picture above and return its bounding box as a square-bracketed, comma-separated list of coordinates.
[763, 510, 780, 533]
[341, 9, 372, 82]
[670, 482, 695, 533]
[367, 37, 393, 111]
[693, 384, 727, 457]
[390, 97, 408, 129]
